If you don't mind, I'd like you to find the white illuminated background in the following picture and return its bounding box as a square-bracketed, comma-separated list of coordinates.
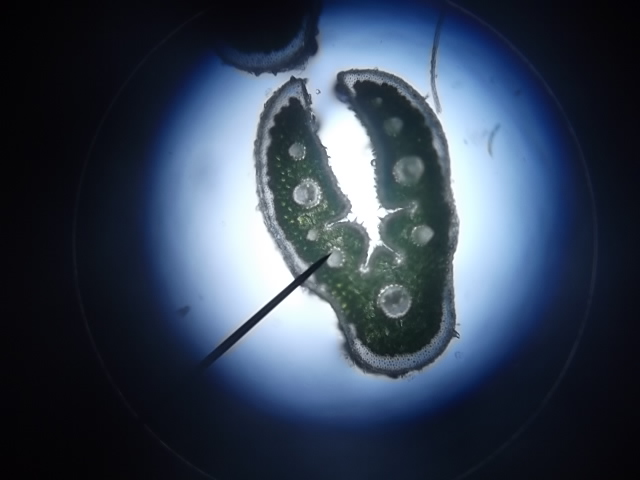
[143, 0, 579, 426]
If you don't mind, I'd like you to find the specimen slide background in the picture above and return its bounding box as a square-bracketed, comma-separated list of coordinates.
[10, 0, 636, 479]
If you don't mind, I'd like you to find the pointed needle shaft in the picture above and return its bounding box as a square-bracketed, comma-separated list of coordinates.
[195, 253, 331, 373]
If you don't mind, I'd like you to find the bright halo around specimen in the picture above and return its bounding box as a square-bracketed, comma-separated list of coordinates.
[255, 70, 459, 377]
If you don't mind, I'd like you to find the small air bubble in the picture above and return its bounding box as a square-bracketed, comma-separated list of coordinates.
[383, 117, 403, 136]
[378, 284, 412, 318]
[293, 179, 321, 208]
[393, 155, 425, 186]
[411, 225, 434, 246]
[327, 248, 344, 268]
[288, 142, 306, 161]
[307, 228, 319, 241]
[315, 88, 321, 94]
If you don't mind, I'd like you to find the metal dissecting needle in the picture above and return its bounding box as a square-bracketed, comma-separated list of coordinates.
[145, 253, 331, 421]
[195, 252, 331, 373]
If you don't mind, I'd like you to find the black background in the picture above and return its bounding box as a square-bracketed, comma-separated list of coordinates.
[12, 0, 637, 478]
